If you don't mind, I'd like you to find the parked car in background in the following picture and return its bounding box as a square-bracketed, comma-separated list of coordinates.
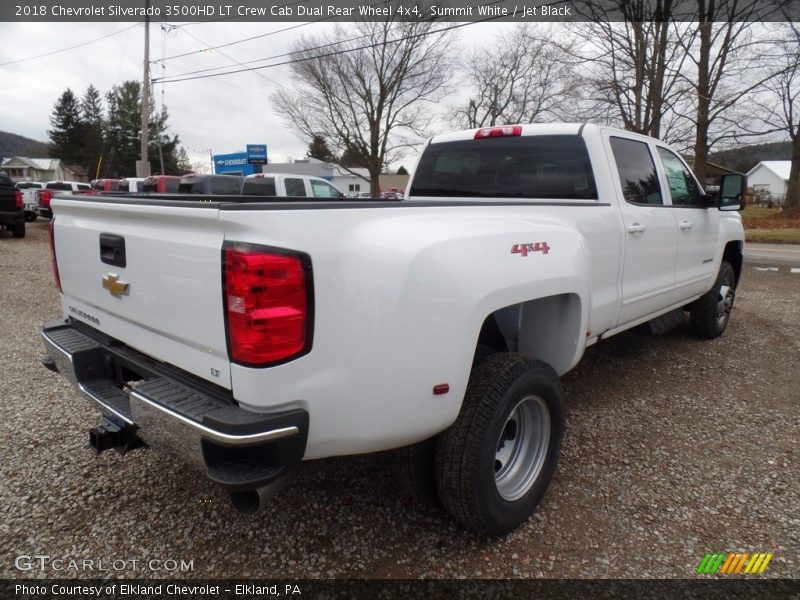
[380, 187, 405, 200]
[178, 174, 245, 195]
[36, 181, 91, 219]
[242, 173, 345, 198]
[90, 179, 120, 192]
[0, 173, 25, 237]
[142, 175, 181, 193]
[15, 181, 44, 221]
[118, 178, 145, 193]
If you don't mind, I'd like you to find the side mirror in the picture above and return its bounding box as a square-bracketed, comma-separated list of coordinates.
[718, 173, 747, 211]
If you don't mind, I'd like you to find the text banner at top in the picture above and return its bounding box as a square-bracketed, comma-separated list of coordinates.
[3, 0, 798, 22]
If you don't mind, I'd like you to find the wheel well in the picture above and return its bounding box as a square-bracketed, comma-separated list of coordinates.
[477, 293, 582, 374]
[723, 241, 743, 286]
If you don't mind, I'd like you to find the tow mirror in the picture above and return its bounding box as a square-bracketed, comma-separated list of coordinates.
[719, 173, 747, 211]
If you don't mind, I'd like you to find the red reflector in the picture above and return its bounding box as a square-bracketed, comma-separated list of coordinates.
[14, 189, 22, 209]
[474, 125, 522, 139]
[224, 244, 310, 366]
[433, 384, 450, 395]
[48, 218, 62, 293]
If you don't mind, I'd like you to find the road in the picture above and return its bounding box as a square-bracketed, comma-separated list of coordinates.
[744, 243, 800, 267]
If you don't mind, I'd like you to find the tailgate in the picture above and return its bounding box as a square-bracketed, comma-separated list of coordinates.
[52, 197, 231, 389]
[0, 189, 15, 211]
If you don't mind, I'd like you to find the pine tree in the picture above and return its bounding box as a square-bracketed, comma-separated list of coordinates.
[306, 135, 337, 163]
[80, 85, 104, 178]
[48, 89, 84, 164]
[396, 166, 409, 175]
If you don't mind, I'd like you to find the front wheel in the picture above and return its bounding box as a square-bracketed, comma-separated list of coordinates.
[435, 353, 563, 536]
[690, 261, 736, 338]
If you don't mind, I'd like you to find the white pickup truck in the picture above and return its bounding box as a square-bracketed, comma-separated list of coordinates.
[41, 124, 746, 535]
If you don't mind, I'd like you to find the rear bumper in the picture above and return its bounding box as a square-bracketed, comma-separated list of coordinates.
[0, 210, 24, 225]
[41, 319, 308, 491]
[35, 207, 52, 219]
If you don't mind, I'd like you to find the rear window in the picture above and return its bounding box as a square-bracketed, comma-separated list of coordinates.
[242, 177, 277, 196]
[409, 135, 597, 199]
[16, 182, 42, 189]
[210, 177, 242, 194]
[77, 183, 90, 190]
[46, 183, 73, 191]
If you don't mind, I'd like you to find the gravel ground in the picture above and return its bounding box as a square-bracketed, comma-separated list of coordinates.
[1, 222, 798, 579]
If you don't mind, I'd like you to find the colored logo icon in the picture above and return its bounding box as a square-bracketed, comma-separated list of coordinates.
[697, 552, 773, 575]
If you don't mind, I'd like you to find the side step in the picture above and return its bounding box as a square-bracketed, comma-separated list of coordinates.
[648, 307, 687, 335]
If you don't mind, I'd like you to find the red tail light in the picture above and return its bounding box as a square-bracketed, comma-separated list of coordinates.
[48, 219, 62, 293]
[474, 125, 522, 139]
[223, 243, 312, 366]
[14, 189, 22, 209]
[39, 189, 54, 208]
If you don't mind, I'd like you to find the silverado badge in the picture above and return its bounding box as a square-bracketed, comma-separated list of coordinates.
[102, 273, 130, 298]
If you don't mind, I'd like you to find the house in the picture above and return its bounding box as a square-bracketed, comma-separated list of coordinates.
[0, 156, 85, 182]
[259, 158, 370, 196]
[746, 161, 791, 202]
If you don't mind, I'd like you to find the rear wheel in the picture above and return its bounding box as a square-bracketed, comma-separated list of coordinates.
[435, 353, 563, 536]
[12, 221, 25, 238]
[690, 261, 736, 338]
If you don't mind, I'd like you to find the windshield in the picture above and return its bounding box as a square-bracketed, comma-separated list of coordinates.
[410, 134, 597, 199]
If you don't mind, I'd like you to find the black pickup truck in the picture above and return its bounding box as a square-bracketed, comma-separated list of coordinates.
[0, 173, 25, 238]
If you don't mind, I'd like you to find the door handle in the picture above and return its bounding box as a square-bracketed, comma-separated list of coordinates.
[679, 221, 693, 231]
[626, 223, 647, 234]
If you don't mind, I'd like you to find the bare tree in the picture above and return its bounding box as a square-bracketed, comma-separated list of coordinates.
[272, 18, 454, 196]
[450, 25, 578, 128]
[570, 0, 693, 142]
[678, 3, 780, 182]
[747, 23, 800, 214]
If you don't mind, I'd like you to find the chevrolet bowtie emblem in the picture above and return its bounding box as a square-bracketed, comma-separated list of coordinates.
[102, 273, 130, 298]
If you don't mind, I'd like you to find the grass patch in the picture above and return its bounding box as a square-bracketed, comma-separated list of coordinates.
[745, 228, 800, 244]
[742, 206, 781, 221]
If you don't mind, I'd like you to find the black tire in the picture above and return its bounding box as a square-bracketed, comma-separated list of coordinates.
[25, 212, 36, 222]
[435, 353, 564, 536]
[690, 261, 736, 339]
[396, 437, 441, 509]
[12, 221, 25, 238]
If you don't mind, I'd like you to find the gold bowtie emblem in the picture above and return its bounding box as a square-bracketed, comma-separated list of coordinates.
[102, 273, 130, 298]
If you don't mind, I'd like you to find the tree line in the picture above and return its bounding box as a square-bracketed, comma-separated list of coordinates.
[274, 4, 798, 213]
[48, 81, 191, 180]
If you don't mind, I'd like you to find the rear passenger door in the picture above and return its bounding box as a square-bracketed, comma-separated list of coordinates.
[655, 146, 720, 297]
[606, 135, 679, 325]
[285, 178, 307, 197]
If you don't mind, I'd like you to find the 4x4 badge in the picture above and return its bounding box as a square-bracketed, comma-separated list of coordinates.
[102, 273, 130, 298]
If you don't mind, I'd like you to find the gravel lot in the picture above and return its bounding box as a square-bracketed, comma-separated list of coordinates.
[1, 221, 798, 579]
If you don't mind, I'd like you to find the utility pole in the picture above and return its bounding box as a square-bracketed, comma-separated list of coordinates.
[137, 0, 151, 178]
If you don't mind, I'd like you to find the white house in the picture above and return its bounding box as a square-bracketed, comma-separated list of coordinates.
[259, 158, 370, 196]
[0, 157, 82, 183]
[746, 161, 791, 201]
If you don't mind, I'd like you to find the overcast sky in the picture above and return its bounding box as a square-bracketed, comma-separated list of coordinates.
[0, 21, 501, 171]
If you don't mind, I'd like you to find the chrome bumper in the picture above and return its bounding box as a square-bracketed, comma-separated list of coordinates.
[41, 319, 308, 490]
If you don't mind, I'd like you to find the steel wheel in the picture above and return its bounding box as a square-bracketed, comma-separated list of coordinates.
[494, 395, 551, 502]
[716, 279, 734, 328]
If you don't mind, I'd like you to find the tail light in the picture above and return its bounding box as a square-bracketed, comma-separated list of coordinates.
[14, 189, 22, 209]
[48, 219, 62, 293]
[223, 242, 313, 366]
[475, 125, 522, 139]
[39, 189, 53, 208]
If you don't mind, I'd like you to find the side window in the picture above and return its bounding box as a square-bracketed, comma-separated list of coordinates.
[210, 177, 242, 194]
[165, 179, 179, 193]
[311, 180, 343, 198]
[656, 147, 702, 207]
[285, 178, 307, 197]
[609, 137, 663, 205]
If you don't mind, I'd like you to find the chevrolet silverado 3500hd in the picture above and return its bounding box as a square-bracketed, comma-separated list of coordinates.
[41, 124, 746, 535]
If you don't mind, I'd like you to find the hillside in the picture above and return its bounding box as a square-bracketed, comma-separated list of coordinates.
[0, 131, 50, 160]
[711, 141, 792, 173]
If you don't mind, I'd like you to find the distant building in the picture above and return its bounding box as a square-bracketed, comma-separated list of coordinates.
[261, 158, 370, 196]
[0, 157, 85, 182]
[746, 161, 791, 201]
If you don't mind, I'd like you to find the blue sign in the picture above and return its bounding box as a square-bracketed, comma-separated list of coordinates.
[246, 144, 268, 165]
[213, 152, 257, 176]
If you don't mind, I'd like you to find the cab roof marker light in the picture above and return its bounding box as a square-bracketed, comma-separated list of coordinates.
[474, 126, 522, 139]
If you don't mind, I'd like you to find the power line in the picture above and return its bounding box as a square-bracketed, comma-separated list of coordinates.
[155, 0, 392, 62]
[153, 10, 511, 85]
[0, 24, 139, 67]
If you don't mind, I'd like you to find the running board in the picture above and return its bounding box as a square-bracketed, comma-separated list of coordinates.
[648, 308, 687, 335]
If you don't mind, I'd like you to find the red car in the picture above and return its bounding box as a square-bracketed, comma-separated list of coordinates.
[142, 176, 181, 193]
